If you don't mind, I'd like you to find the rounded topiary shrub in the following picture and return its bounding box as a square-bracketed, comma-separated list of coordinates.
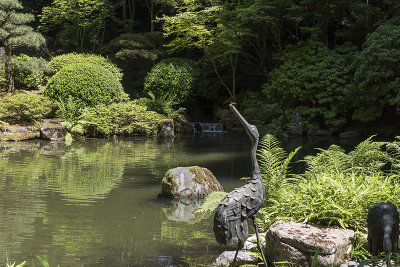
[49, 53, 123, 81]
[44, 63, 128, 107]
[0, 93, 55, 124]
[144, 58, 199, 104]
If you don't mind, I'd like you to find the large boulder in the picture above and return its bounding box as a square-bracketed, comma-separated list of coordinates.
[266, 221, 354, 267]
[159, 166, 223, 199]
[40, 119, 66, 141]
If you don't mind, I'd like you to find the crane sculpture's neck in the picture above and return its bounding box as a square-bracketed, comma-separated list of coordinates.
[229, 104, 260, 176]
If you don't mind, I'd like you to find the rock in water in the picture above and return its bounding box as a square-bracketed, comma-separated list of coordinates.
[266, 221, 354, 267]
[159, 166, 223, 199]
[157, 119, 175, 139]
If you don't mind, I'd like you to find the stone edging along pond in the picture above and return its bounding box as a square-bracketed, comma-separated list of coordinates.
[0, 119, 65, 142]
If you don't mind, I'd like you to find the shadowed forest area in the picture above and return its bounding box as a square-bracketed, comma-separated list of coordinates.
[0, 0, 399, 139]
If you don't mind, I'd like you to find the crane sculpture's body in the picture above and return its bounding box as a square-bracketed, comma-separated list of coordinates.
[213, 104, 267, 267]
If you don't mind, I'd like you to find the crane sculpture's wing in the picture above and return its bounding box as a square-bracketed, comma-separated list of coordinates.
[213, 177, 265, 246]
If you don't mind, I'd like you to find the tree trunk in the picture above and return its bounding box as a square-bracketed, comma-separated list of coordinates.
[4, 44, 14, 93]
[146, 0, 154, 32]
[128, 0, 135, 21]
[122, 0, 127, 21]
[150, 0, 154, 32]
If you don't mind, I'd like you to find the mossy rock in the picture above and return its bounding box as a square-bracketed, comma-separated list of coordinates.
[157, 119, 174, 139]
[159, 166, 224, 199]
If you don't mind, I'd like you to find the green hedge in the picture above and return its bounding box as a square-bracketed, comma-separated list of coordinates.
[49, 53, 123, 81]
[0, 93, 54, 124]
[82, 101, 165, 137]
[44, 63, 128, 107]
[144, 58, 199, 104]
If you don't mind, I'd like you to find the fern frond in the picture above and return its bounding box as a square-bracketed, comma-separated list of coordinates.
[195, 191, 227, 213]
[257, 134, 300, 202]
[348, 136, 388, 173]
[304, 145, 348, 176]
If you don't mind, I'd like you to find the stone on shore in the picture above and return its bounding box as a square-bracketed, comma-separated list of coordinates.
[212, 251, 259, 267]
[242, 233, 266, 252]
[266, 221, 354, 267]
[159, 166, 223, 199]
[339, 131, 360, 139]
[40, 119, 66, 141]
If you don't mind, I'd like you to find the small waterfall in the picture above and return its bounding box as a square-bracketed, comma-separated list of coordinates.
[191, 122, 225, 133]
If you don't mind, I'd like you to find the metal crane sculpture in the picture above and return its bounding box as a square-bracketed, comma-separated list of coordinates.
[213, 103, 267, 267]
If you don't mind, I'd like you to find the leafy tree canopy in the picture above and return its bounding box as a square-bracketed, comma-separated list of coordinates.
[263, 38, 356, 132]
[352, 18, 400, 122]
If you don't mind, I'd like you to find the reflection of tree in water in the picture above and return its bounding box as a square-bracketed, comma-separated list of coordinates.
[159, 213, 223, 266]
[48, 142, 126, 203]
[0, 146, 48, 261]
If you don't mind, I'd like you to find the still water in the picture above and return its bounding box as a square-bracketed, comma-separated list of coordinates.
[0, 134, 361, 266]
[0, 134, 257, 266]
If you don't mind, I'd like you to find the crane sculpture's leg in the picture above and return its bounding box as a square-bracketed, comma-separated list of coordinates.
[231, 241, 241, 267]
[252, 215, 268, 267]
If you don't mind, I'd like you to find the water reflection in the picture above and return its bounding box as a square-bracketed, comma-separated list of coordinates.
[49, 143, 125, 204]
[161, 198, 212, 223]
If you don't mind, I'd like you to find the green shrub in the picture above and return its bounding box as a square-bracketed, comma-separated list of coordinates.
[262, 39, 356, 132]
[133, 95, 185, 118]
[0, 93, 55, 124]
[44, 63, 128, 107]
[49, 53, 123, 81]
[12, 54, 49, 90]
[352, 19, 400, 122]
[144, 58, 199, 105]
[81, 101, 165, 137]
[101, 32, 164, 97]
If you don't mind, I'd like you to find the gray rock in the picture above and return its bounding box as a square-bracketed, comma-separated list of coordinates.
[159, 166, 223, 199]
[212, 251, 259, 267]
[313, 129, 333, 136]
[266, 221, 354, 267]
[291, 107, 303, 136]
[339, 131, 360, 139]
[17, 127, 27, 133]
[5, 128, 16, 133]
[157, 119, 175, 139]
[40, 119, 66, 141]
[340, 261, 359, 267]
[242, 233, 266, 252]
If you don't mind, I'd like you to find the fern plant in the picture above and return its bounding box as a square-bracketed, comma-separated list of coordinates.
[303, 136, 388, 179]
[56, 96, 88, 143]
[257, 134, 300, 202]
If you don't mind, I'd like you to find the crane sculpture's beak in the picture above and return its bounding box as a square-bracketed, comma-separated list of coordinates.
[229, 104, 258, 142]
[230, 104, 251, 129]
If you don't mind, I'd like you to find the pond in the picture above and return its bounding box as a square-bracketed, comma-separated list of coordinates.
[0, 133, 361, 266]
